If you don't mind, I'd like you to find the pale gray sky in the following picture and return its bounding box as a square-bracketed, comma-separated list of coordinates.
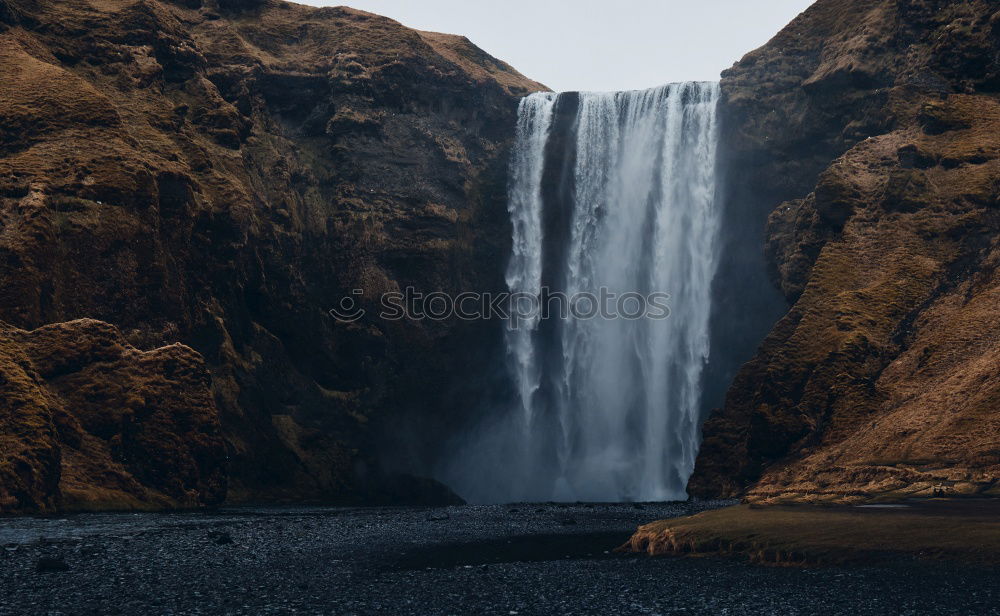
[297, 0, 815, 92]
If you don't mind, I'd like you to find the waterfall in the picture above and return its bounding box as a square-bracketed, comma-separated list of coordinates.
[505, 92, 557, 438]
[446, 82, 721, 503]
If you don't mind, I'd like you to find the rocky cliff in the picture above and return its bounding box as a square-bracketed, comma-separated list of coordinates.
[0, 0, 543, 511]
[0, 318, 225, 513]
[692, 0, 1000, 502]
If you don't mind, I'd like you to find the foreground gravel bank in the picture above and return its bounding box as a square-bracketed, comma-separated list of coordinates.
[1, 501, 998, 615]
[626, 500, 1000, 565]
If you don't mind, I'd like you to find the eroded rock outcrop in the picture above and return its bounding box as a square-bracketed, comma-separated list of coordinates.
[0, 0, 544, 508]
[691, 0, 1000, 503]
[0, 319, 225, 513]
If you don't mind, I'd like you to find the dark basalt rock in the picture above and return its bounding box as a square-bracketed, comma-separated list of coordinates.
[211, 531, 234, 545]
[35, 557, 71, 574]
[0, 1, 17, 26]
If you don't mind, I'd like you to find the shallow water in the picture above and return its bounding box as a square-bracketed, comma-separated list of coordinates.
[1, 501, 997, 615]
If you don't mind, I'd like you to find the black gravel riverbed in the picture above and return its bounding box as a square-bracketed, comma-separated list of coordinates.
[1, 501, 998, 615]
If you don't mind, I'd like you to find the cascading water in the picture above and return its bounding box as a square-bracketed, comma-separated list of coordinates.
[505, 91, 557, 442]
[445, 82, 721, 503]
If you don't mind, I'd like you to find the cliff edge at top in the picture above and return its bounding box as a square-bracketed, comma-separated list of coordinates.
[691, 0, 1000, 503]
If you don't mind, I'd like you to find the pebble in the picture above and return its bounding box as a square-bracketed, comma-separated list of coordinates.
[0, 501, 995, 615]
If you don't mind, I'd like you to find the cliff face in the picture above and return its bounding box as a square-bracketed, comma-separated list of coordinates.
[692, 0, 1000, 502]
[0, 319, 225, 513]
[0, 0, 543, 510]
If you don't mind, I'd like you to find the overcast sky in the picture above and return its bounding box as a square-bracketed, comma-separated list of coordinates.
[297, 0, 816, 92]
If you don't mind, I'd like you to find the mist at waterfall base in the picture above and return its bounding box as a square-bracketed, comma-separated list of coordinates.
[441, 82, 723, 504]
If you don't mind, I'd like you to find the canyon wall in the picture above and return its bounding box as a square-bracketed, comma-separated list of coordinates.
[5, 0, 997, 512]
[0, 0, 543, 512]
[692, 0, 1000, 502]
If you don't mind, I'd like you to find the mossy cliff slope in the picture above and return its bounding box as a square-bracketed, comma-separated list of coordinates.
[0, 0, 543, 511]
[0, 319, 225, 513]
[691, 0, 1000, 503]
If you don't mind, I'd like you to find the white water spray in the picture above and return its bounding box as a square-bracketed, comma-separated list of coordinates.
[448, 82, 721, 503]
[505, 92, 557, 435]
